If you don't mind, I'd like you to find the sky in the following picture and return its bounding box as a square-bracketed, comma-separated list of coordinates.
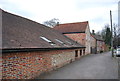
[0, 0, 119, 32]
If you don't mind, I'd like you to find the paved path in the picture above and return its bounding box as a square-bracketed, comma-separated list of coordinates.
[37, 52, 118, 79]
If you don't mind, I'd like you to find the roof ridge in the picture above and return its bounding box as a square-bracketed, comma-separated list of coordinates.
[2, 9, 45, 27]
[58, 21, 88, 25]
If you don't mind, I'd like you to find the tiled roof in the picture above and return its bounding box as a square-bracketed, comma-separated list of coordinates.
[91, 34, 104, 41]
[54, 21, 88, 33]
[1, 9, 85, 49]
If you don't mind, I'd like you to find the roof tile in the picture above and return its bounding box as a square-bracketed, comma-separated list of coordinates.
[54, 21, 88, 33]
[1, 9, 84, 49]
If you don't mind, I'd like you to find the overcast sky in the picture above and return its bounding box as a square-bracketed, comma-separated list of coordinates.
[0, 0, 119, 32]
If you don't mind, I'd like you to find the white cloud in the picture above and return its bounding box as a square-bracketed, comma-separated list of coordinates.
[0, 0, 119, 32]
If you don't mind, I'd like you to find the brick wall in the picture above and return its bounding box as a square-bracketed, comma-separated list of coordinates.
[65, 33, 91, 54]
[102, 42, 105, 52]
[2, 52, 52, 79]
[0, 54, 2, 79]
[64, 26, 91, 55]
[97, 41, 105, 53]
[2, 49, 84, 79]
[65, 33, 86, 46]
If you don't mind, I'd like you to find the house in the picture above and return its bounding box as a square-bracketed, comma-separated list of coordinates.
[54, 21, 91, 54]
[90, 34, 97, 54]
[91, 30, 105, 53]
[1, 9, 85, 79]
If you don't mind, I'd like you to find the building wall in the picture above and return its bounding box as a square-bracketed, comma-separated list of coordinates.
[90, 36, 97, 54]
[65, 33, 86, 46]
[101, 42, 105, 51]
[0, 55, 2, 79]
[51, 51, 75, 69]
[64, 28, 91, 55]
[85, 25, 91, 54]
[2, 49, 85, 79]
[2, 52, 52, 79]
[90, 36, 96, 48]
[64, 33, 91, 54]
[97, 41, 105, 53]
[0, 9, 2, 79]
[97, 41, 101, 53]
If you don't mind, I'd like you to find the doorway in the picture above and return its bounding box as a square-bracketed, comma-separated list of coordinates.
[75, 50, 78, 57]
[80, 50, 82, 56]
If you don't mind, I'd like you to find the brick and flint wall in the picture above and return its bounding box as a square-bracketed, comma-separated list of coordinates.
[2, 48, 85, 79]
[2, 51, 52, 79]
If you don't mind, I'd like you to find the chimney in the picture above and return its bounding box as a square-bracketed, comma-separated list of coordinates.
[56, 22, 59, 26]
[92, 30, 95, 35]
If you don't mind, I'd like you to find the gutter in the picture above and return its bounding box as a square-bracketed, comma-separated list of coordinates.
[63, 31, 85, 34]
[2, 47, 85, 53]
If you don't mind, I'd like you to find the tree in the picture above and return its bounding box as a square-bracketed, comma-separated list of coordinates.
[96, 24, 112, 46]
[96, 24, 120, 48]
[97, 24, 120, 46]
[105, 26, 112, 46]
[113, 23, 120, 47]
[43, 18, 59, 27]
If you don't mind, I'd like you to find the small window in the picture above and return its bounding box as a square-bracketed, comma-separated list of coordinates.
[40, 36, 55, 46]
[40, 36, 51, 42]
[66, 41, 72, 44]
[55, 39, 64, 44]
[49, 42, 56, 46]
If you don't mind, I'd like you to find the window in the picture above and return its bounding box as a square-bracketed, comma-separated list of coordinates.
[55, 39, 64, 44]
[40, 36, 51, 42]
[66, 41, 72, 44]
[40, 36, 55, 46]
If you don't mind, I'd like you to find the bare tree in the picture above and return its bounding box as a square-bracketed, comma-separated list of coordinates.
[113, 23, 120, 48]
[43, 18, 59, 28]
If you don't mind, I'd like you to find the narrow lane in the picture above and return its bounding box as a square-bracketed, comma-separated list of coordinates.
[37, 52, 118, 79]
